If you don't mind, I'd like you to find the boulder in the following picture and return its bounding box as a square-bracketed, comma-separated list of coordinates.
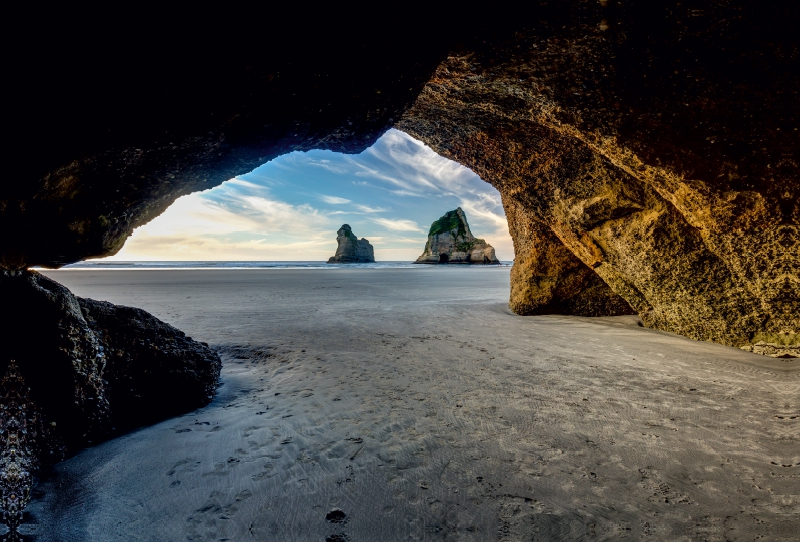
[78, 297, 222, 429]
[0, 269, 221, 459]
[0, 270, 222, 531]
[415, 208, 500, 264]
[327, 225, 375, 263]
[0, 361, 61, 532]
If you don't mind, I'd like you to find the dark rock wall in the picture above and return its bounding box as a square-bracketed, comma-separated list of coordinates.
[397, 5, 799, 354]
[0, 361, 62, 531]
[0, 271, 110, 448]
[3, 6, 536, 269]
[0, 271, 221, 455]
[503, 197, 634, 317]
[1, 1, 796, 360]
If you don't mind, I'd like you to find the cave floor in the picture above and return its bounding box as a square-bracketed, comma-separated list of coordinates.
[26, 268, 798, 541]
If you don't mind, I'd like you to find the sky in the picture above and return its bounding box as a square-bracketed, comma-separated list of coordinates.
[103, 129, 514, 262]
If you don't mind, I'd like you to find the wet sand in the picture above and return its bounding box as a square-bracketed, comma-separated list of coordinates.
[26, 268, 799, 540]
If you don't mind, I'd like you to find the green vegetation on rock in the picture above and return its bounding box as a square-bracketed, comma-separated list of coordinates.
[428, 209, 467, 237]
[455, 240, 475, 253]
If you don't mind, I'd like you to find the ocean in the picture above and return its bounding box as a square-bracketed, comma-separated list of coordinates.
[52, 261, 513, 270]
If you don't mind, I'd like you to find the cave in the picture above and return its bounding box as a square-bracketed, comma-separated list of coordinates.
[438, 253, 449, 264]
[2, 2, 798, 537]
[5, 5, 795, 354]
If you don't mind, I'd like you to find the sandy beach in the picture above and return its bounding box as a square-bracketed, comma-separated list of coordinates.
[24, 268, 798, 541]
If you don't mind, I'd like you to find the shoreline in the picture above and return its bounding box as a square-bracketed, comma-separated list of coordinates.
[34, 261, 513, 272]
[25, 268, 798, 540]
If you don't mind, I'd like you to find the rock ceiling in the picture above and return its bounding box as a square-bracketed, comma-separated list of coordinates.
[0, 2, 797, 531]
[3, 2, 798, 356]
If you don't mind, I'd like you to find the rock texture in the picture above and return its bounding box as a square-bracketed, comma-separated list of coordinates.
[0, 361, 61, 533]
[397, 10, 799, 355]
[415, 208, 500, 265]
[3, 4, 796, 355]
[0, 4, 796, 532]
[327, 225, 375, 263]
[78, 298, 221, 429]
[0, 271, 221, 497]
[0, 270, 221, 531]
[504, 198, 634, 317]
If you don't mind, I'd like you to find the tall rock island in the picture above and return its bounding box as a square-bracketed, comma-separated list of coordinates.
[415, 208, 499, 264]
[327, 224, 375, 263]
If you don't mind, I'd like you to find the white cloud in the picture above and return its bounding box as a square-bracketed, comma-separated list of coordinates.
[224, 178, 263, 190]
[235, 196, 331, 233]
[98, 129, 515, 262]
[352, 167, 421, 192]
[108, 231, 336, 261]
[354, 204, 387, 213]
[281, 156, 350, 175]
[365, 130, 475, 195]
[459, 194, 509, 236]
[105, 190, 337, 261]
[368, 217, 424, 232]
[319, 195, 352, 205]
[366, 130, 513, 257]
[389, 189, 427, 198]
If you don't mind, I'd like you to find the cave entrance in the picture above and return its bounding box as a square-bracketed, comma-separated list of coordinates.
[88, 130, 510, 264]
[438, 254, 449, 263]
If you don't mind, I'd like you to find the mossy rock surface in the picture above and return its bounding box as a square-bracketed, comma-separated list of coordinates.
[428, 210, 468, 237]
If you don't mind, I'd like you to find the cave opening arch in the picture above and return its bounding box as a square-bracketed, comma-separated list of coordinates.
[3, 4, 800, 535]
[1, 0, 795, 354]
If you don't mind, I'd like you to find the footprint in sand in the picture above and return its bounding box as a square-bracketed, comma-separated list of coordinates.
[325, 509, 348, 524]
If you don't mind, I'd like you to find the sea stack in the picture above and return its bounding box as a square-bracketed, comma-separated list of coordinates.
[415, 208, 499, 264]
[327, 224, 375, 263]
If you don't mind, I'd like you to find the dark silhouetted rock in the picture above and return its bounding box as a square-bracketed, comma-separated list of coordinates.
[327, 225, 375, 263]
[0, 270, 221, 457]
[2, 9, 486, 270]
[0, 270, 221, 530]
[0, 361, 62, 533]
[415, 208, 499, 264]
[78, 297, 221, 429]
